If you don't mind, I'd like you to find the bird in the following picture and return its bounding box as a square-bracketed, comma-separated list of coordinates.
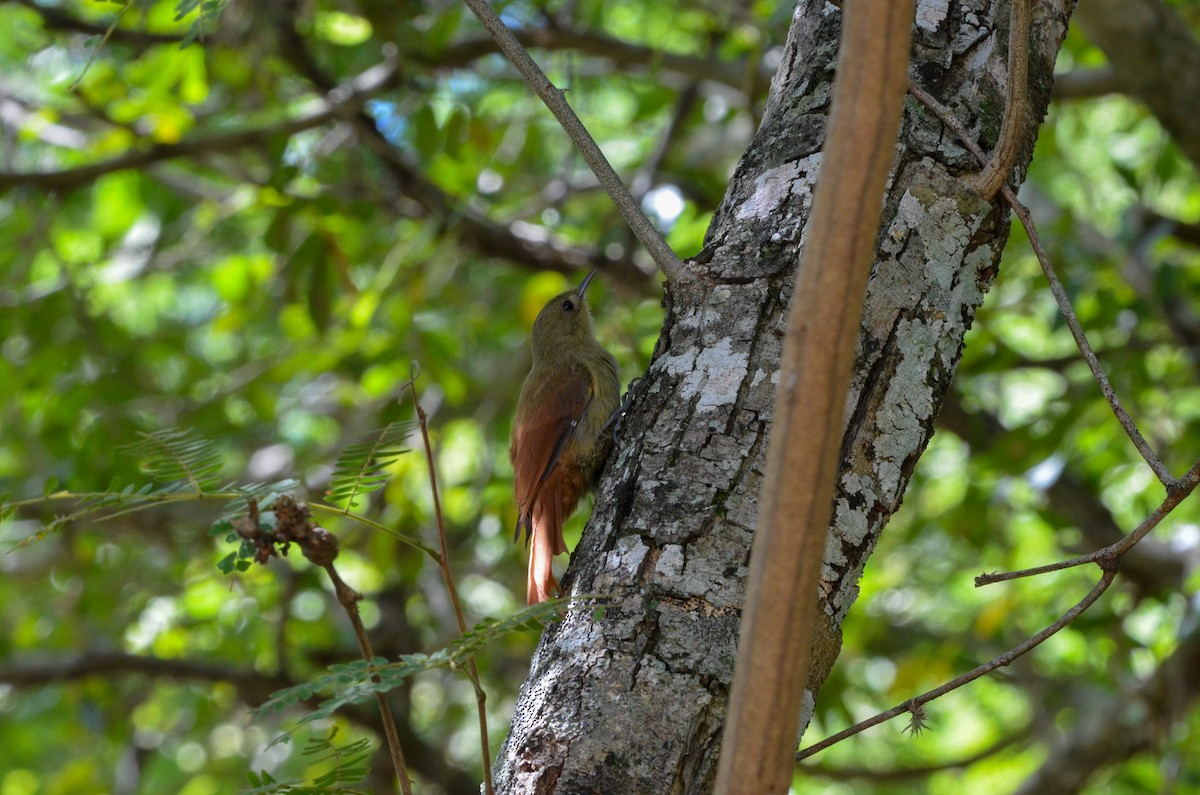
[510, 270, 621, 604]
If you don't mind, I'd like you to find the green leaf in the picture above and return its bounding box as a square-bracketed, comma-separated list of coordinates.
[256, 597, 581, 733]
[326, 423, 414, 509]
[219, 479, 300, 521]
[117, 428, 223, 494]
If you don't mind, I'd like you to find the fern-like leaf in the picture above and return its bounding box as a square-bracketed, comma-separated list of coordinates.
[244, 729, 372, 794]
[258, 598, 578, 739]
[327, 423, 413, 509]
[118, 428, 223, 494]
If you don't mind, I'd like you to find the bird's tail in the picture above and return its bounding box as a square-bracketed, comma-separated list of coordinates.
[527, 494, 566, 604]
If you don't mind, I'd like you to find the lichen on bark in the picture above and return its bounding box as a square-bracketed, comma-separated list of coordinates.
[493, 1, 1076, 791]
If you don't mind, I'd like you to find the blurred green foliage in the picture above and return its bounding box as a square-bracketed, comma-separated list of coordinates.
[1, 1, 1198, 794]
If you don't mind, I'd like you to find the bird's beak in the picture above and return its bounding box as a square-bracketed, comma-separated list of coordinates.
[576, 270, 597, 297]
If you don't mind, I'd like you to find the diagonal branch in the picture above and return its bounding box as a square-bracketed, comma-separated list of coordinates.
[975, 456, 1200, 585]
[797, 566, 1118, 760]
[460, 0, 687, 283]
[909, 80, 1175, 486]
[937, 393, 1187, 594]
[268, 9, 657, 289]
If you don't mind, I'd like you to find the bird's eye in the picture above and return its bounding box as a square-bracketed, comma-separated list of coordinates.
[561, 299, 575, 312]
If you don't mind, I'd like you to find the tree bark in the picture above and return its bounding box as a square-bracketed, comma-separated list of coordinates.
[494, 1, 1076, 791]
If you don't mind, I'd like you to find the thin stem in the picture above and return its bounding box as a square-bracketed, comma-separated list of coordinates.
[968, 0, 1029, 200]
[976, 455, 1200, 585]
[323, 563, 412, 795]
[308, 503, 442, 558]
[799, 78, 1200, 764]
[908, 81, 1174, 486]
[460, 0, 687, 284]
[409, 378, 496, 795]
[797, 566, 1117, 761]
[2, 489, 439, 558]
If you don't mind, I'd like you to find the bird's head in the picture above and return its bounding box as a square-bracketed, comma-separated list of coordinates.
[529, 271, 600, 360]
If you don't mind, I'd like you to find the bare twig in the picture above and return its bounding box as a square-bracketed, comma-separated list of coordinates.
[802, 65, 1200, 767]
[800, 724, 1031, 781]
[968, 0, 1029, 199]
[322, 562, 413, 795]
[408, 366, 495, 795]
[252, 495, 413, 794]
[908, 80, 1175, 486]
[976, 456, 1200, 586]
[797, 566, 1118, 761]
[460, 0, 687, 284]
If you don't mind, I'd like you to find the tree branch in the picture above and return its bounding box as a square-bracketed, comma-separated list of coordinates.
[434, 27, 773, 96]
[975, 456, 1200, 586]
[267, 8, 657, 290]
[1073, 0, 1200, 171]
[909, 80, 1176, 486]
[0, 56, 401, 192]
[936, 392, 1188, 595]
[1050, 67, 1124, 100]
[460, 0, 687, 284]
[797, 566, 1118, 760]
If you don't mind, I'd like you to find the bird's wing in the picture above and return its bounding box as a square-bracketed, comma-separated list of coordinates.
[511, 366, 594, 545]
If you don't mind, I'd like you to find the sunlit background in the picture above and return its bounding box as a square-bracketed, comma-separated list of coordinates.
[1, 1, 1198, 793]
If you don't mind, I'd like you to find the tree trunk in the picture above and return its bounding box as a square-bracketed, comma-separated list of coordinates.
[493, 1, 1075, 791]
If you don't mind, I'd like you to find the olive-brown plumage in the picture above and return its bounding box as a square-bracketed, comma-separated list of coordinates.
[510, 271, 620, 604]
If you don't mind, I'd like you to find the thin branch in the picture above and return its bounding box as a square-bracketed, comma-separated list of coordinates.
[936, 392, 1187, 594]
[796, 566, 1118, 761]
[976, 455, 1200, 586]
[268, 15, 657, 291]
[408, 368, 495, 795]
[908, 80, 1175, 486]
[799, 724, 1031, 781]
[1009, 197, 1174, 484]
[320, 563, 413, 795]
[14, 0, 181, 46]
[1050, 67, 1124, 100]
[0, 56, 400, 192]
[460, 0, 688, 284]
[968, 0, 1029, 199]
